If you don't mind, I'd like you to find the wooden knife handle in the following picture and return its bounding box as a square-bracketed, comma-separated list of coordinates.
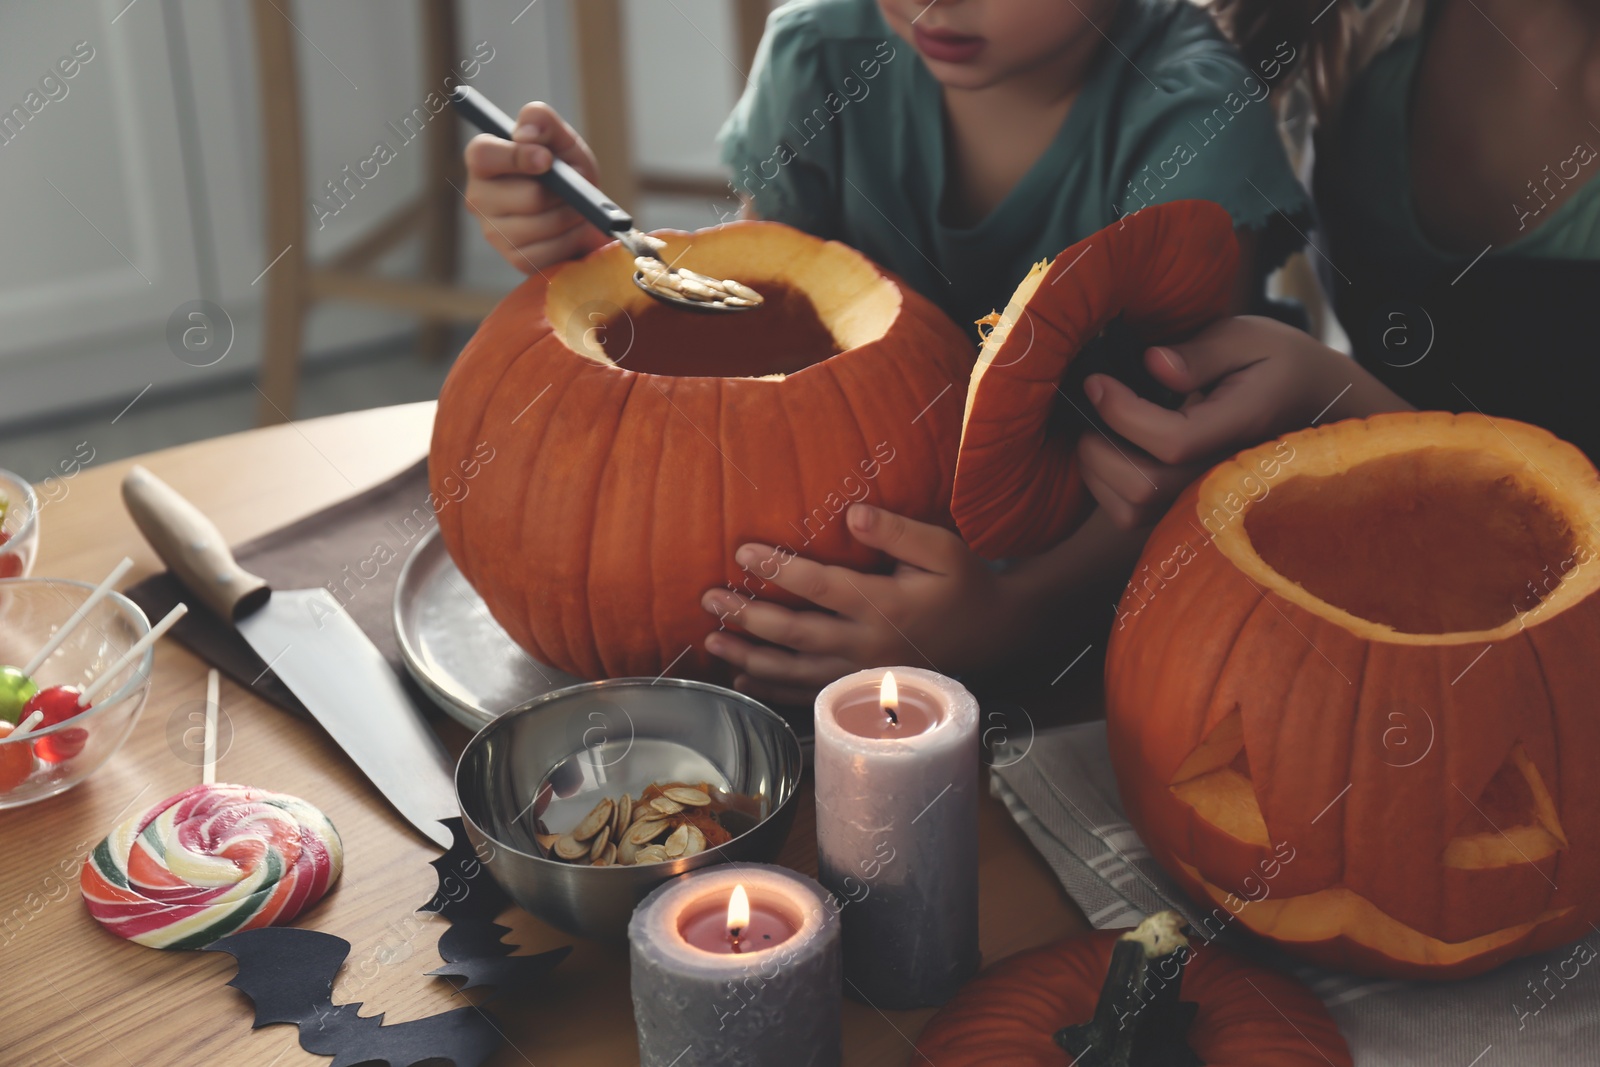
[121, 465, 271, 623]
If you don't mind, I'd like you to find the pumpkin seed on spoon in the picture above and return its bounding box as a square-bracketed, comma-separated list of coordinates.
[632, 256, 766, 313]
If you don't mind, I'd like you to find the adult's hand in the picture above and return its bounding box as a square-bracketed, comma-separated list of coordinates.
[1078, 316, 1410, 528]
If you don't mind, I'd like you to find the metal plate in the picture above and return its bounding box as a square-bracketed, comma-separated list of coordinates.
[393, 526, 581, 730]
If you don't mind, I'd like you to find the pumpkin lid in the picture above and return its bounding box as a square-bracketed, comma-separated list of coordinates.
[951, 200, 1240, 559]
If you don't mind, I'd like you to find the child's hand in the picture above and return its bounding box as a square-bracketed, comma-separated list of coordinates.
[462, 102, 609, 274]
[1077, 316, 1407, 528]
[700, 504, 1031, 705]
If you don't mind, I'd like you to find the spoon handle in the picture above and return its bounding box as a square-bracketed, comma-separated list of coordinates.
[449, 85, 634, 238]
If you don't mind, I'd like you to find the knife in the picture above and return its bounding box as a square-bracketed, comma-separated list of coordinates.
[122, 465, 456, 849]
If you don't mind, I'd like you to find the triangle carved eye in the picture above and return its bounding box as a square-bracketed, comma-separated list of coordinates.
[1444, 744, 1567, 869]
[1169, 707, 1270, 847]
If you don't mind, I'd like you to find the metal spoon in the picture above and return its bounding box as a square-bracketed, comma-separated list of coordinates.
[450, 86, 759, 314]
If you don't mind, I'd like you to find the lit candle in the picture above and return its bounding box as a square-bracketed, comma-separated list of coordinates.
[814, 666, 979, 1008]
[675, 883, 801, 954]
[630, 863, 841, 1066]
[829, 668, 943, 739]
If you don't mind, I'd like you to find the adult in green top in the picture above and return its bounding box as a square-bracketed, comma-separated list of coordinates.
[718, 0, 1313, 334]
[1069, 0, 1600, 535]
[1313, 0, 1600, 458]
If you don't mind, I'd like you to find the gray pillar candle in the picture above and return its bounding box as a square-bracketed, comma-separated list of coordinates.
[814, 667, 980, 1009]
[630, 863, 842, 1067]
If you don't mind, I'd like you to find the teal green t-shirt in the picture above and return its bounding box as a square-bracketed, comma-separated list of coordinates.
[718, 0, 1311, 331]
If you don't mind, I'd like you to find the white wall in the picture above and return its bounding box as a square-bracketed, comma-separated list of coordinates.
[624, 0, 741, 178]
[0, 0, 742, 427]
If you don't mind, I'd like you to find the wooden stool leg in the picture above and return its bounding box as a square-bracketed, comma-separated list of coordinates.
[734, 0, 770, 76]
[572, 0, 637, 212]
[418, 0, 463, 361]
[252, 0, 308, 425]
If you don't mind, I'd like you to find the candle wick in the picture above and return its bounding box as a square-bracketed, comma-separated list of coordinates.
[730, 927, 744, 953]
[883, 704, 899, 727]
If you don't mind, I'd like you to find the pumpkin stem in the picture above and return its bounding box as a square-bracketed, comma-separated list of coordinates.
[1055, 910, 1204, 1067]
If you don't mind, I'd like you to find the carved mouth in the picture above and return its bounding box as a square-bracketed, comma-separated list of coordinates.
[1176, 858, 1572, 968]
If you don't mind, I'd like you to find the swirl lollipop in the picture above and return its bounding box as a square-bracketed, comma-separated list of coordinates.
[81, 673, 343, 949]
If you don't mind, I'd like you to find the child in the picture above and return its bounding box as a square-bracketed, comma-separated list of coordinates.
[464, 0, 1312, 702]
[1081, 0, 1600, 530]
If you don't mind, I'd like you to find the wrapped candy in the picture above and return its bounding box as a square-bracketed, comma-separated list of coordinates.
[80, 783, 343, 950]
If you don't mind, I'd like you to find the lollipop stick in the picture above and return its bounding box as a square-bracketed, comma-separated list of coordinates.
[24, 557, 135, 676]
[202, 669, 219, 786]
[78, 603, 188, 707]
[9, 710, 45, 738]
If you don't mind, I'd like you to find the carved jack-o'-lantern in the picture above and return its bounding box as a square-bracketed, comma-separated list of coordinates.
[1106, 413, 1600, 980]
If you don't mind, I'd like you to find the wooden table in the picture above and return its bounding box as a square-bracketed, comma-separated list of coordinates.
[0, 402, 1089, 1066]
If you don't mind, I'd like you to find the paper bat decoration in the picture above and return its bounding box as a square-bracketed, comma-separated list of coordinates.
[208, 927, 503, 1067]
[420, 818, 572, 991]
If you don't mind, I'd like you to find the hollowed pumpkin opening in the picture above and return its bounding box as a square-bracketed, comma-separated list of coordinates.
[1244, 449, 1578, 634]
[544, 225, 900, 379]
[1205, 417, 1600, 644]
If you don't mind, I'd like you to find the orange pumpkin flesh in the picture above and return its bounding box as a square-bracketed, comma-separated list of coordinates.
[912, 927, 1351, 1067]
[1107, 412, 1600, 979]
[430, 221, 976, 680]
[953, 200, 1239, 559]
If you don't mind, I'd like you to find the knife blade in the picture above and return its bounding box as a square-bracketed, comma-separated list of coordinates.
[122, 465, 456, 849]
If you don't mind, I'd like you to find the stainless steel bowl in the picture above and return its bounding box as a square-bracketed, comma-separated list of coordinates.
[456, 677, 804, 942]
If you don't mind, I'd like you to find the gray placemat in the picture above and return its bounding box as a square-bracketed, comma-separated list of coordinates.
[991, 722, 1597, 1066]
[125, 459, 433, 718]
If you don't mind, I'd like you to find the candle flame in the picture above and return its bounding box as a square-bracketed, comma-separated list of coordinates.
[727, 884, 750, 938]
[881, 671, 899, 714]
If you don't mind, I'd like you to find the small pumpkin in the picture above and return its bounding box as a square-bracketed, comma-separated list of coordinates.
[1106, 412, 1600, 979]
[430, 222, 975, 680]
[952, 199, 1239, 559]
[913, 916, 1350, 1067]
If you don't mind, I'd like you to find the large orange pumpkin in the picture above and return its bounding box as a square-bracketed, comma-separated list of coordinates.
[1106, 413, 1600, 979]
[952, 199, 1238, 559]
[912, 923, 1351, 1066]
[429, 222, 975, 680]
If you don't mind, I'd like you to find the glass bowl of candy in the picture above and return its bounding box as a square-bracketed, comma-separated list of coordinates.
[0, 470, 39, 579]
[0, 578, 153, 808]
